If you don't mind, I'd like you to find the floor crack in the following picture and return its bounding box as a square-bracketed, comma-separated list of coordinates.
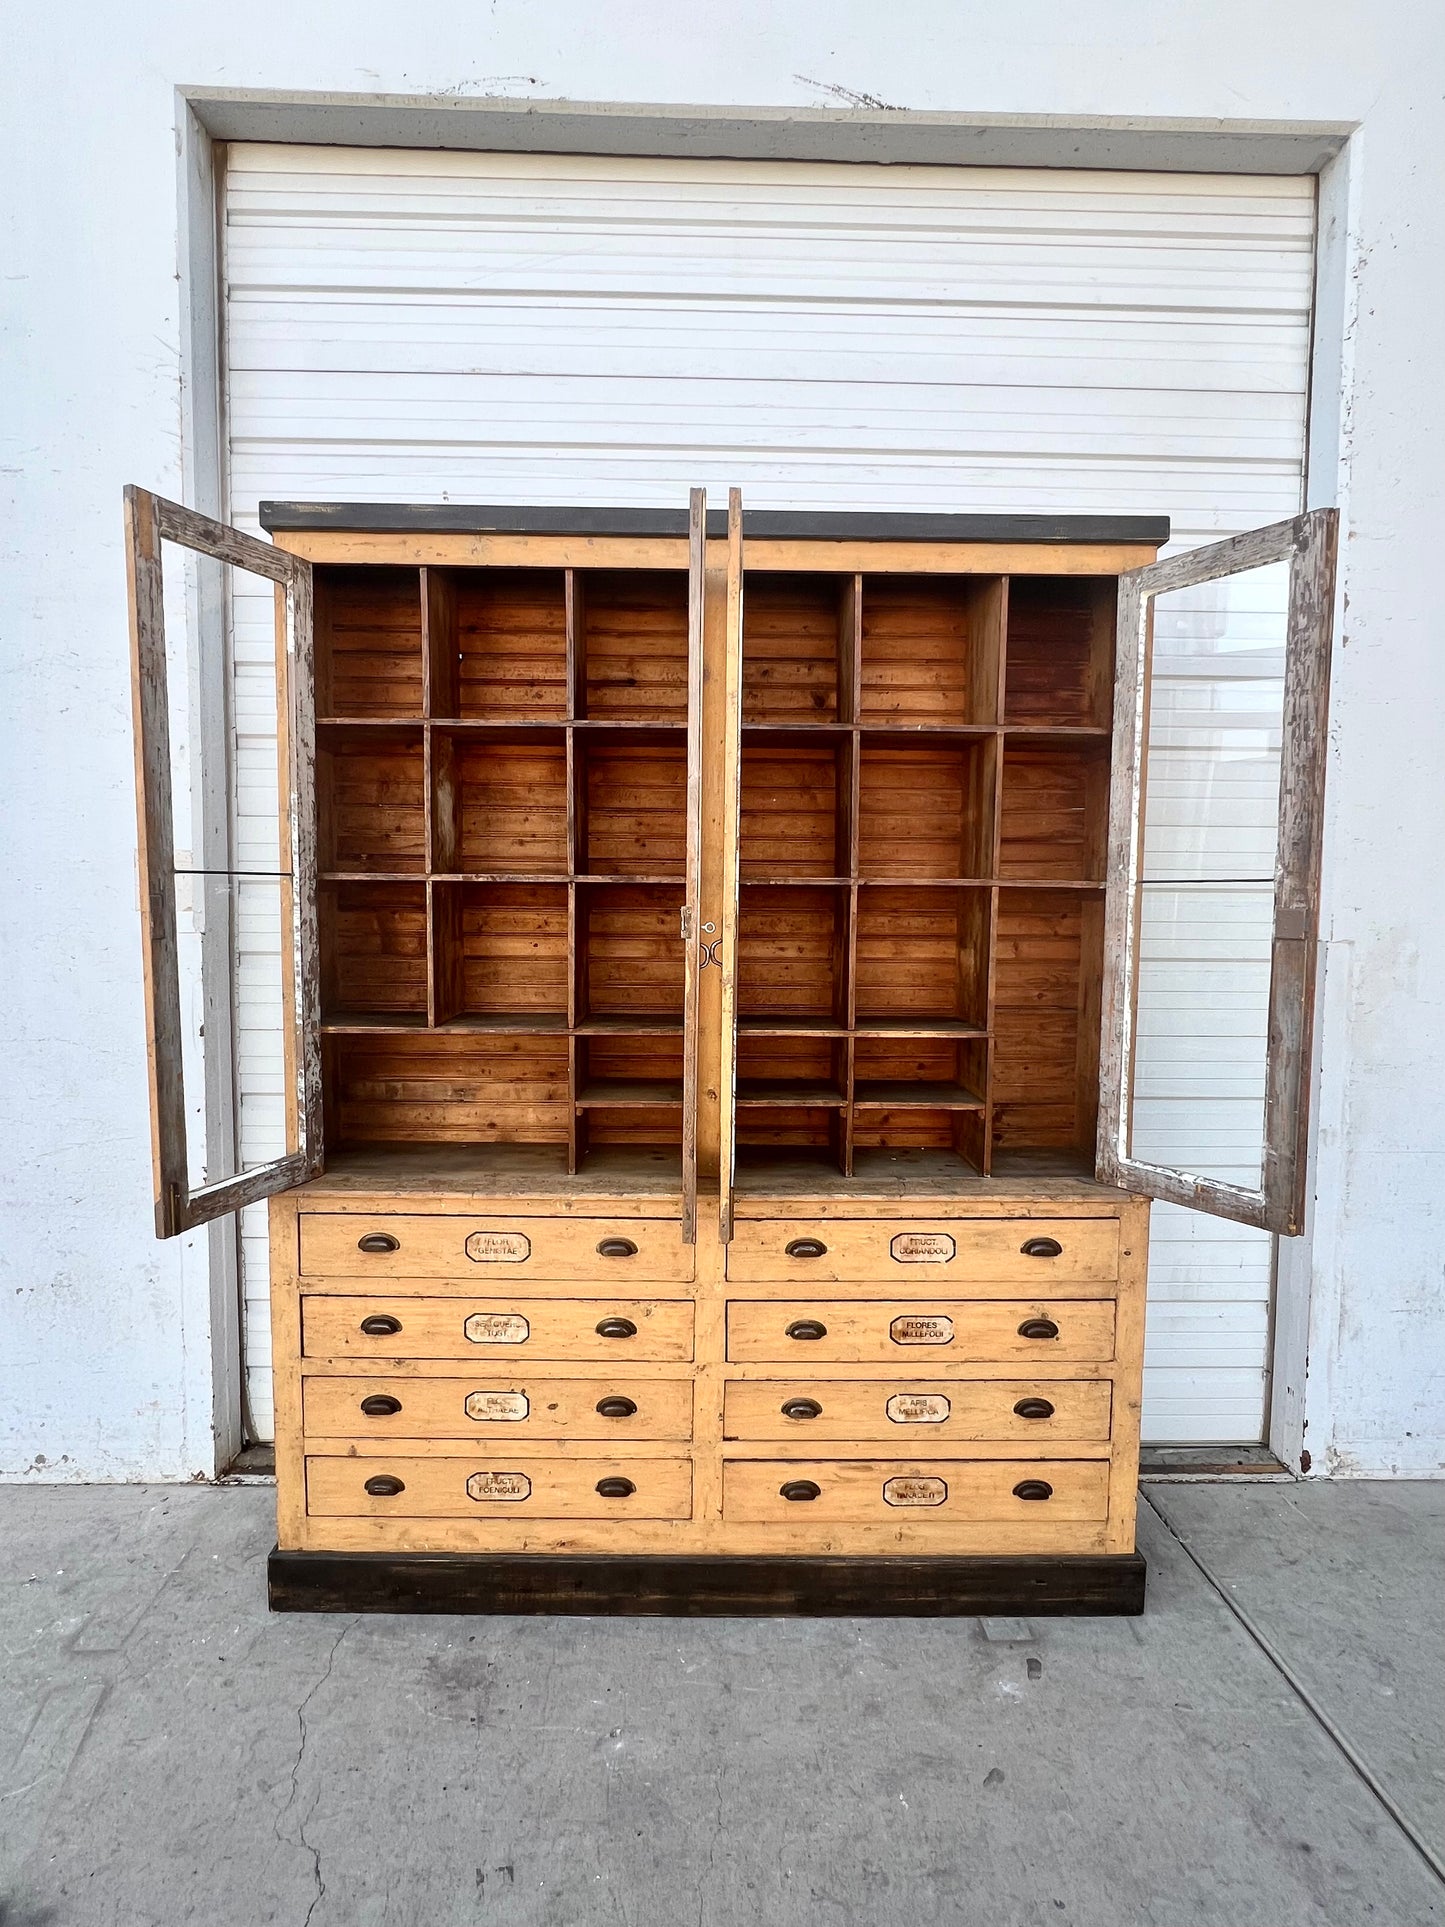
[274, 1619, 353, 1926]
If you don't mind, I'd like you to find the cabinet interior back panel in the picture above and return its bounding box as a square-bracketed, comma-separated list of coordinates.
[224, 146, 1314, 1443]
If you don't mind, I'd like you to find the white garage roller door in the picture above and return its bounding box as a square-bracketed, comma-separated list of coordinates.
[222, 143, 1315, 1444]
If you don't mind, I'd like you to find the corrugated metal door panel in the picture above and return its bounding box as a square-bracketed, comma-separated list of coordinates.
[223, 145, 1314, 1444]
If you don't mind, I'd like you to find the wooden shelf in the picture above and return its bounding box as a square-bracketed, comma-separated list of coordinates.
[576, 1078, 684, 1106]
[853, 1079, 986, 1109]
[736, 1080, 848, 1107]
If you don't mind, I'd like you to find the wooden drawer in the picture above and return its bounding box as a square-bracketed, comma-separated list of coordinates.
[301, 1296, 695, 1362]
[303, 1374, 694, 1442]
[723, 1458, 1110, 1524]
[722, 1378, 1112, 1443]
[306, 1454, 693, 1520]
[299, 1214, 694, 1283]
[725, 1299, 1115, 1365]
[725, 1217, 1119, 1286]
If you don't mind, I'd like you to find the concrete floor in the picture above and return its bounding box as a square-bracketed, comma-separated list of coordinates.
[0, 1483, 1440, 1927]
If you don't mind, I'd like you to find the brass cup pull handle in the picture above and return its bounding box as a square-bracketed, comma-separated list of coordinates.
[597, 1237, 638, 1259]
[595, 1476, 636, 1499]
[781, 1397, 823, 1421]
[785, 1319, 828, 1342]
[1018, 1318, 1060, 1340]
[785, 1238, 828, 1259]
[1012, 1479, 1054, 1502]
[1012, 1397, 1055, 1420]
[595, 1396, 638, 1419]
[364, 1474, 405, 1498]
[1020, 1237, 1062, 1259]
[359, 1314, 403, 1337]
[359, 1394, 402, 1417]
[595, 1317, 638, 1339]
[357, 1232, 400, 1254]
[780, 1479, 821, 1502]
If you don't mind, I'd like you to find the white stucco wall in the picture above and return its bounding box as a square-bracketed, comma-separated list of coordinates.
[2, 1, 1441, 1479]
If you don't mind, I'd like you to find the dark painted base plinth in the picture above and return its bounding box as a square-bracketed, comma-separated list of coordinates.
[268, 1549, 1146, 1616]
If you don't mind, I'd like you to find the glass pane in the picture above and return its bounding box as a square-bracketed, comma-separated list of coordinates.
[171, 871, 289, 1188]
[157, 532, 292, 1197]
[1126, 560, 1287, 1187]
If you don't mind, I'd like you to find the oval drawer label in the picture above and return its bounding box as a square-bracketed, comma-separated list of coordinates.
[890, 1233, 956, 1264]
[886, 1392, 951, 1425]
[463, 1312, 530, 1345]
[466, 1471, 532, 1502]
[464, 1391, 530, 1423]
[882, 1476, 948, 1507]
[889, 1314, 955, 1346]
[465, 1231, 531, 1264]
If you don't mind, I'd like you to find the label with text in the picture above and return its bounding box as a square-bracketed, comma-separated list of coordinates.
[464, 1390, 530, 1423]
[465, 1231, 532, 1264]
[882, 1476, 948, 1507]
[888, 1314, 955, 1346]
[466, 1470, 532, 1502]
[463, 1312, 530, 1345]
[889, 1232, 956, 1264]
[885, 1392, 952, 1425]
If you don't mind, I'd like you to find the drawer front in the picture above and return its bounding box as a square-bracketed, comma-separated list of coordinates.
[303, 1375, 694, 1442]
[726, 1299, 1116, 1365]
[301, 1296, 695, 1362]
[306, 1454, 693, 1520]
[723, 1458, 1109, 1525]
[299, 1214, 694, 1283]
[722, 1378, 1112, 1443]
[725, 1218, 1119, 1286]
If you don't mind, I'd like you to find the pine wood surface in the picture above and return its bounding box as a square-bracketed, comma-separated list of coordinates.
[260, 524, 1164, 1565]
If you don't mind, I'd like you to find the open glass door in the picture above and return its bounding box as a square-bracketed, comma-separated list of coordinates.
[679, 487, 707, 1242]
[1098, 509, 1338, 1235]
[125, 486, 320, 1237]
[717, 490, 745, 1241]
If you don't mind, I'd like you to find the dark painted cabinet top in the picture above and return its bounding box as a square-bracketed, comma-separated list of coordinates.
[258, 502, 1170, 544]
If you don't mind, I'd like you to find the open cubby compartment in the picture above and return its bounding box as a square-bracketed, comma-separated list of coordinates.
[735, 1030, 850, 1106]
[324, 1031, 570, 1147]
[853, 885, 990, 1033]
[742, 573, 857, 724]
[423, 567, 568, 720]
[318, 724, 426, 874]
[574, 883, 685, 1030]
[998, 737, 1109, 882]
[315, 567, 423, 718]
[853, 1033, 988, 1109]
[575, 570, 690, 720]
[430, 881, 570, 1030]
[739, 732, 854, 881]
[737, 884, 850, 1032]
[857, 734, 996, 880]
[1003, 576, 1115, 727]
[430, 726, 568, 876]
[576, 728, 687, 878]
[575, 1031, 684, 1106]
[860, 575, 1004, 725]
[319, 880, 429, 1026]
[990, 887, 1104, 1159]
[851, 1090, 987, 1170]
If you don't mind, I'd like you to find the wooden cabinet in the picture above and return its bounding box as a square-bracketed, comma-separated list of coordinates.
[125, 490, 1339, 1615]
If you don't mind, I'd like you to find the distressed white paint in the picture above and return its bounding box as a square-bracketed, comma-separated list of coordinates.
[1, 1, 1440, 1479]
